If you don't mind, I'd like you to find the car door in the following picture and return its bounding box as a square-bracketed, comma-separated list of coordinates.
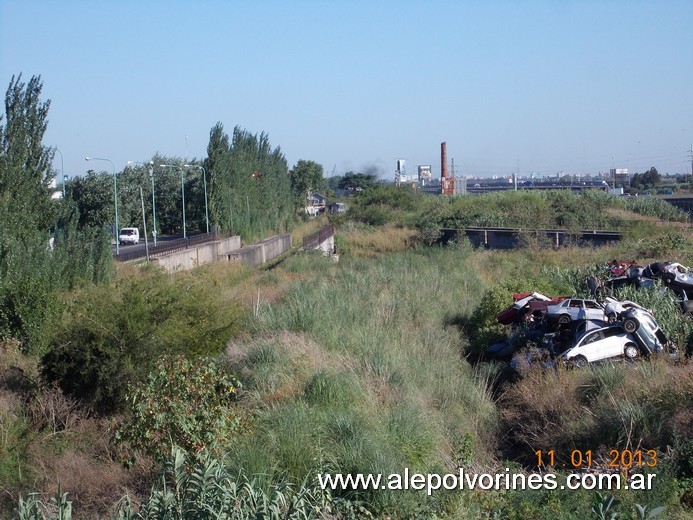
[568, 299, 583, 320]
[600, 327, 627, 359]
[583, 300, 605, 321]
[575, 330, 604, 362]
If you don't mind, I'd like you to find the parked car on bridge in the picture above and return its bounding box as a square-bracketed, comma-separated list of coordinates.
[119, 227, 140, 245]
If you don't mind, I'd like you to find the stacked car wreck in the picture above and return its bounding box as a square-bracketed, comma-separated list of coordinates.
[487, 259, 687, 371]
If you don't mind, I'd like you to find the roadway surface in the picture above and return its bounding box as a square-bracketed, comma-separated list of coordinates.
[111, 235, 181, 257]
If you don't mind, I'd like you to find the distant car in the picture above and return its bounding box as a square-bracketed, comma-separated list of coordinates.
[620, 308, 670, 355]
[119, 227, 140, 245]
[545, 298, 605, 325]
[557, 325, 640, 367]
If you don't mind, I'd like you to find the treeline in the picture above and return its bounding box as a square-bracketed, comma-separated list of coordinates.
[68, 154, 211, 237]
[206, 123, 294, 239]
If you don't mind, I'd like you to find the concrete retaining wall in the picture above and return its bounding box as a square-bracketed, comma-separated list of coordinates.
[152, 233, 292, 272]
[223, 233, 292, 267]
[151, 236, 241, 272]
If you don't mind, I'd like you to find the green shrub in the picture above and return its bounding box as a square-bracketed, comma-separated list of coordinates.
[0, 226, 112, 354]
[40, 268, 246, 414]
[113, 355, 243, 465]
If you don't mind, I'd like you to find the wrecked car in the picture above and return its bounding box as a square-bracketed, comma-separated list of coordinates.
[496, 292, 554, 326]
[602, 297, 648, 322]
[545, 298, 606, 325]
[557, 325, 640, 368]
[621, 308, 671, 355]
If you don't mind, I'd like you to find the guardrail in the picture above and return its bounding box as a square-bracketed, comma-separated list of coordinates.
[302, 224, 335, 249]
[440, 227, 623, 249]
[114, 229, 231, 262]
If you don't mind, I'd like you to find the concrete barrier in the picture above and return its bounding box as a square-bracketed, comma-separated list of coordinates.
[224, 244, 265, 267]
[258, 233, 292, 262]
[151, 236, 241, 272]
[151, 233, 292, 272]
[224, 233, 292, 267]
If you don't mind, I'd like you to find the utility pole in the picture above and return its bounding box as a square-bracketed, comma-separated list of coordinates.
[688, 145, 693, 179]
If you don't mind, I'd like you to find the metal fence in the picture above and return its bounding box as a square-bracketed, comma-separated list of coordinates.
[114, 229, 231, 262]
[302, 224, 335, 250]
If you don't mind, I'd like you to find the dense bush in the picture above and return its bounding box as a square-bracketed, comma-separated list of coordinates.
[114, 355, 244, 465]
[18, 448, 335, 520]
[410, 189, 689, 241]
[345, 185, 429, 227]
[40, 267, 247, 414]
[623, 196, 689, 221]
[0, 220, 112, 353]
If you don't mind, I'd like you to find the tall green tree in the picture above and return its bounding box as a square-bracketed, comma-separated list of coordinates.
[0, 74, 54, 233]
[205, 123, 293, 239]
[289, 159, 325, 209]
[0, 75, 112, 351]
[631, 167, 661, 190]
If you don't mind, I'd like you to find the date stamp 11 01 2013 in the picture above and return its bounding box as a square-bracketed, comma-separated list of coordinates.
[535, 449, 657, 469]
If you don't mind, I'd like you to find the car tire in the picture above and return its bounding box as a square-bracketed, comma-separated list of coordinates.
[606, 313, 617, 324]
[662, 273, 675, 285]
[572, 355, 588, 368]
[624, 343, 639, 360]
[558, 315, 571, 325]
[623, 318, 639, 334]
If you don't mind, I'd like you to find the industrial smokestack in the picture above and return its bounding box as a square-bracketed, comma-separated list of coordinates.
[441, 142, 448, 179]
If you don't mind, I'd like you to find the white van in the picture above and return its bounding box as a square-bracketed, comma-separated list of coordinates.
[119, 227, 140, 245]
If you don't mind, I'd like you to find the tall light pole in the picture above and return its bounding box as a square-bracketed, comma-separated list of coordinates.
[86, 156, 119, 255]
[160, 164, 186, 239]
[128, 160, 157, 245]
[149, 162, 157, 245]
[184, 164, 209, 234]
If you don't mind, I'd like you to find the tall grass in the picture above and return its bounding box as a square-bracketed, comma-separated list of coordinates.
[225, 247, 498, 516]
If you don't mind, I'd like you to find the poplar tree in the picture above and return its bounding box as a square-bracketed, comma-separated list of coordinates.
[0, 74, 55, 234]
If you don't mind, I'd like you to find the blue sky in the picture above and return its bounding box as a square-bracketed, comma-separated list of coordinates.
[2, 0, 692, 180]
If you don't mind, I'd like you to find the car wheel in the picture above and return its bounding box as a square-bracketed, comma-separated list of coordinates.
[572, 355, 588, 368]
[624, 343, 639, 359]
[558, 315, 571, 325]
[623, 318, 639, 334]
[606, 313, 617, 324]
[662, 272, 675, 285]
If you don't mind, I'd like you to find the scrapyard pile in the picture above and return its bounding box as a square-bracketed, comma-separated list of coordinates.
[602, 260, 693, 313]
[486, 259, 689, 370]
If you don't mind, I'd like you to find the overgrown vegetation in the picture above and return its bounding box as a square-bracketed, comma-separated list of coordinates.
[0, 75, 113, 354]
[40, 265, 248, 414]
[1, 74, 691, 517]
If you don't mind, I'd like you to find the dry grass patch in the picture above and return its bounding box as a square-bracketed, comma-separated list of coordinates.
[467, 246, 617, 285]
[226, 330, 354, 405]
[339, 224, 417, 257]
[499, 359, 693, 466]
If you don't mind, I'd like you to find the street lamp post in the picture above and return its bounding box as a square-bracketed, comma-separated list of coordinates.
[149, 163, 157, 246]
[160, 164, 186, 239]
[86, 156, 119, 255]
[184, 164, 209, 234]
[127, 160, 157, 246]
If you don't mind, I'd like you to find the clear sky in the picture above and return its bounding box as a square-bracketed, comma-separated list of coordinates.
[2, 0, 692, 180]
